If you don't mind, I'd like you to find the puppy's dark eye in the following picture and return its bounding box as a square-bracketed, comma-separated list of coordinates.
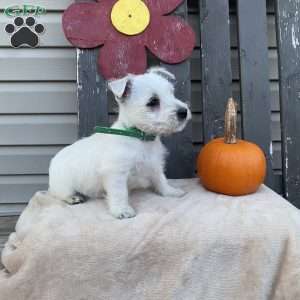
[147, 97, 160, 107]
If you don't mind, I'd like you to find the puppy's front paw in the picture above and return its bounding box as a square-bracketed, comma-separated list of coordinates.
[110, 205, 136, 219]
[160, 186, 186, 198]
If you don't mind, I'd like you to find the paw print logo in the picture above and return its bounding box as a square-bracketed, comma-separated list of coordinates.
[5, 17, 45, 48]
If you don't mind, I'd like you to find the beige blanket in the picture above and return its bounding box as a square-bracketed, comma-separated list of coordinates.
[1, 179, 300, 300]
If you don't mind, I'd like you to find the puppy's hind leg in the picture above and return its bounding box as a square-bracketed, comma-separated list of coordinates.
[49, 182, 86, 205]
[65, 193, 87, 205]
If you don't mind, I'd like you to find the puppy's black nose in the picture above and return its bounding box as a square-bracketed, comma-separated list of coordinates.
[177, 108, 188, 120]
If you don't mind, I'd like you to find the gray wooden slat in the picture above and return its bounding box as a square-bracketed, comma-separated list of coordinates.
[0, 13, 71, 47]
[190, 0, 275, 14]
[271, 113, 281, 141]
[191, 82, 280, 113]
[0, 235, 8, 250]
[189, 14, 277, 49]
[199, 0, 232, 142]
[77, 48, 109, 137]
[0, 49, 76, 81]
[76, 0, 108, 138]
[161, 63, 194, 178]
[0, 175, 48, 204]
[191, 49, 279, 81]
[0, 204, 27, 216]
[0, 0, 72, 10]
[0, 115, 77, 145]
[237, 0, 275, 188]
[160, 3, 194, 178]
[192, 113, 281, 143]
[0, 235, 8, 268]
[231, 15, 277, 49]
[0, 216, 18, 234]
[0, 83, 77, 114]
[0, 146, 62, 175]
[192, 113, 242, 143]
[273, 174, 283, 195]
[272, 142, 282, 170]
[230, 0, 275, 13]
[275, 0, 300, 206]
[0, 235, 7, 247]
[266, 0, 276, 13]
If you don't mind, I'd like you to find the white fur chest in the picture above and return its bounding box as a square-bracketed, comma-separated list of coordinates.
[126, 138, 166, 190]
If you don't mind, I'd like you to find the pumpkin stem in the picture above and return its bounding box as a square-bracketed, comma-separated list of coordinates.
[224, 98, 237, 144]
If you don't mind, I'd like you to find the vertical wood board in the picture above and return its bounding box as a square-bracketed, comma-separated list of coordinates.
[275, 0, 300, 206]
[237, 0, 275, 189]
[161, 2, 194, 178]
[199, 0, 233, 142]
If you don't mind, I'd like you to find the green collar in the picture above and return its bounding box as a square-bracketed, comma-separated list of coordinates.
[94, 126, 156, 141]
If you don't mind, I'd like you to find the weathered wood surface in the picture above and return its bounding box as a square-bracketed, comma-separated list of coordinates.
[0, 216, 18, 234]
[0, 216, 18, 268]
[0, 235, 8, 268]
[160, 3, 194, 178]
[237, 0, 275, 190]
[189, 13, 277, 49]
[199, 0, 232, 142]
[188, 0, 276, 14]
[76, 0, 108, 138]
[191, 49, 279, 81]
[78, 48, 109, 137]
[275, 0, 300, 206]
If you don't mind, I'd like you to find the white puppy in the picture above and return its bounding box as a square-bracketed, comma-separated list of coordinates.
[48, 67, 191, 219]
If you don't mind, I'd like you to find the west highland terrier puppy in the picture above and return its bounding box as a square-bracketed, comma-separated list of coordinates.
[48, 67, 191, 219]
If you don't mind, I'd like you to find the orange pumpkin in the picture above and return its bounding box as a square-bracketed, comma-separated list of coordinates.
[197, 98, 266, 196]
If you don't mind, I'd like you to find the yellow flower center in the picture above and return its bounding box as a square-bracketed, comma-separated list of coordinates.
[111, 0, 150, 36]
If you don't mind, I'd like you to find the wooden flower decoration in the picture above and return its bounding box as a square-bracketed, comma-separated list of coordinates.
[62, 0, 195, 79]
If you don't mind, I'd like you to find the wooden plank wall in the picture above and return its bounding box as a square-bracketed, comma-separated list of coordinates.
[276, 0, 300, 206]
[199, 0, 232, 143]
[237, 0, 275, 188]
[108, 0, 283, 188]
[160, 3, 194, 178]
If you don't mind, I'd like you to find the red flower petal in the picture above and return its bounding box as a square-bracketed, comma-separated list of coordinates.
[145, 16, 195, 64]
[62, 2, 112, 48]
[99, 39, 147, 79]
[144, 0, 184, 15]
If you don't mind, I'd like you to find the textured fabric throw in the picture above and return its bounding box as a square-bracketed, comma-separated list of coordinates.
[1, 179, 300, 300]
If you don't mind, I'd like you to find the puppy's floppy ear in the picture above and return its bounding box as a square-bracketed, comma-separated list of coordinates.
[148, 67, 176, 85]
[107, 76, 132, 100]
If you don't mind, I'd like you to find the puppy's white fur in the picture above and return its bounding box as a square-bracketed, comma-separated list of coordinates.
[48, 67, 191, 219]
